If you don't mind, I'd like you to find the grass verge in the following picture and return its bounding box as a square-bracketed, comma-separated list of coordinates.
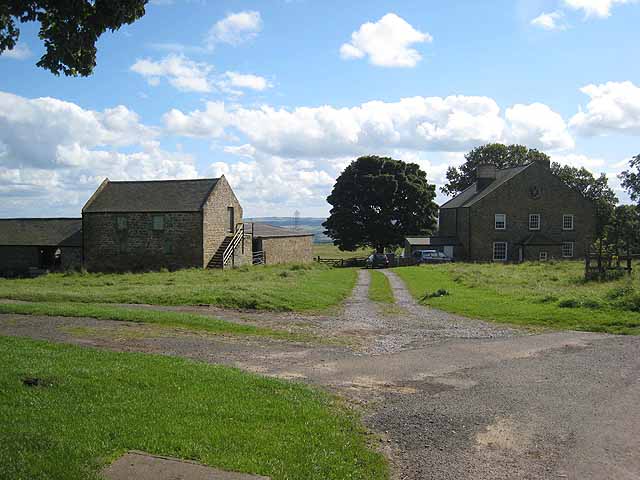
[0, 336, 387, 480]
[0, 264, 358, 312]
[0, 302, 308, 341]
[395, 262, 640, 335]
[368, 271, 395, 304]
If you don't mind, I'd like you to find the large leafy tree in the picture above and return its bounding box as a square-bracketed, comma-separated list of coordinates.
[551, 164, 618, 239]
[607, 204, 640, 254]
[442, 143, 550, 196]
[323, 156, 438, 253]
[0, 1, 148, 76]
[619, 154, 640, 203]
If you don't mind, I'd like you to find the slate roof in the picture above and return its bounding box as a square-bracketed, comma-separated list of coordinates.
[250, 222, 314, 238]
[83, 178, 219, 213]
[440, 164, 532, 209]
[0, 218, 82, 247]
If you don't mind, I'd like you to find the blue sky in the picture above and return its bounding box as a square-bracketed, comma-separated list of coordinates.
[1, 0, 639, 218]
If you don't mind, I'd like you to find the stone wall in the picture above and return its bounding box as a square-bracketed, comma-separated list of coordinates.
[202, 176, 245, 268]
[468, 162, 596, 262]
[0, 246, 39, 275]
[256, 235, 314, 265]
[59, 247, 82, 271]
[83, 212, 203, 272]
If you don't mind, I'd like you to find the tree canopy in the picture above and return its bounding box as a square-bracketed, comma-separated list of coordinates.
[620, 154, 640, 203]
[323, 156, 438, 253]
[0, 0, 148, 76]
[442, 143, 550, 196]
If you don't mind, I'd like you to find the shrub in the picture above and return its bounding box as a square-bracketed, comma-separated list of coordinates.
[421, 289, 450, 301]
[582, 299, 601, 309]
[606, 285, 634, 300]
[558, 298, 580, 309]
[617, 293, 640, 312]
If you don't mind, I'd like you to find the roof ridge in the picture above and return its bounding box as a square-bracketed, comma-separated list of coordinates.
[0, 217, 81, 221]
[108, 178, 219, 184]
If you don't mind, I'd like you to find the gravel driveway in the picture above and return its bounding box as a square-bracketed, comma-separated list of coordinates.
[1, 269, 638, 480]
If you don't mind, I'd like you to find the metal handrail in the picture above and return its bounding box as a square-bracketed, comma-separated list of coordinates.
[222, 223, 245, 267]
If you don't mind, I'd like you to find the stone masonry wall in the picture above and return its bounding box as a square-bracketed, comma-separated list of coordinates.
[0, 246, 39, 275]
[83, 212, 202, 272]
[258, 235, 314, 265]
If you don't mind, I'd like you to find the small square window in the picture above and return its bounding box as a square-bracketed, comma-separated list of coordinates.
[562, 242, 574, 258]
[116, 216, 127, 231]
[529, 214, 541, 231]
[563, 214, 574, 231]
[495, 214, 506, 230]
[493, 242, 508, 261]
[153, 215, 165, 231]
[539, 251, 548, 261]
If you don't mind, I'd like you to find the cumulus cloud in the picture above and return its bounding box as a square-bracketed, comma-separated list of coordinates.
[130, 54, 213, 92]
[551, 153, 607, 170]
[340, 13, 432, 68]
[570, 81, 640, 136]
[206, 11, 262, 48]
[0, 42, 32, 60]
[0, 91, 196, 216]
[563, 0, 637, 18]
[218, 72, 272, 95]
[506, 103, 575, 150]
[531, 11, 568, 30]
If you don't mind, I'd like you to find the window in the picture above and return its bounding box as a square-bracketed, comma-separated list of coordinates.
[495, 213, 506, 230]
[493, 242, 508, 261]
[563, 214, 574, 231]
[116, 216, 127, 231]
[562, 242, 574, 258]
[227, 207, 235, 233]
[529, 214, 541, 231]
[152, 215, 165, 231]
[539, 251, 548, 261]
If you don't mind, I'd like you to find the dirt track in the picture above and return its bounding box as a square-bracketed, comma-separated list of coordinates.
[1, 269, 638, 479]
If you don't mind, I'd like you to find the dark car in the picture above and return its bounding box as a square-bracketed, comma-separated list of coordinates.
[365, 253, 390, 269]
[413, 250, 452, 264]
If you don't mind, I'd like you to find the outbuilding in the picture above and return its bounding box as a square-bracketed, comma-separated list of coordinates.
[0, 218, 82, 276]
[250, 223, 314, 265]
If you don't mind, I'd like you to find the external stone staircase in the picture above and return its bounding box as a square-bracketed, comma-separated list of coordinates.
[207, 236, 233, 269]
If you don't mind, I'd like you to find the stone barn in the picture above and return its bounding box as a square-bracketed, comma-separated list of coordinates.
[82, 176, 252, 272]
[249, 223, 314, 265]
[0, 218, 82, 276]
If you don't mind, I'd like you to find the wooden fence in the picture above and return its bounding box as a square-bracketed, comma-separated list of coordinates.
[315, 256, 419, 268]
[584, 251, 639, 280]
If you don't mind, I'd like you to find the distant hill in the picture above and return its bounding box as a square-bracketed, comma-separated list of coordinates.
[245, 217, 330, 243]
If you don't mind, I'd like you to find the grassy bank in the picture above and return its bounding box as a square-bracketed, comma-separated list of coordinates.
[0, 336, 386, 480]
[0, 302, 309, 341]
[368, 271, 394, 303]
[395, 262, 640, 335]
[0, 264, 357, 312]
[313, 243, 371, 259]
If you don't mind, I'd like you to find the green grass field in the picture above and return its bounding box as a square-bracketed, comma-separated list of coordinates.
[368, 271, 394, 303]
[0, 264, 357, 312]
[0, 336, 386, 480]
[395, 262, 640, 335]
[312, 243, 372, 259]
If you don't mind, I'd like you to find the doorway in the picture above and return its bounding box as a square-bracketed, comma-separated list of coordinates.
[227, 207, 235, 233]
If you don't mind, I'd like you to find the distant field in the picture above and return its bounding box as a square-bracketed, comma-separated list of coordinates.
[0, 336, 387, 480]
[0, 264, 357, 313]
[395, 262, 640, 335]
[313, 243, 372, 259]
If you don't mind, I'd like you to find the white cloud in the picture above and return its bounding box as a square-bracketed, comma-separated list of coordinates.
[130, 54, 213, 93]
[570, 81, 640, 136]
[1, 42, 32, 60]
[220, 72, 272, 92]
[340, 13, 432, 68]
[0, 91, 196, 216]
[531, 11, 568, 30]
[506, 103, 575, 150]
[563, 0, 637, 18]
[206, 11, 262, 48]
[551, 153, 607, 170]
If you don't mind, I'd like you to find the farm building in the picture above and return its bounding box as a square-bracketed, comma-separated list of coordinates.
[250, 223, 314, 265]
[0, 218, 82, 276]
[411, 158, 597, 262]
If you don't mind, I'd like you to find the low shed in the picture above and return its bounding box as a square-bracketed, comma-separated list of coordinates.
[250, 223, 314, 265]
[404, 236, 459, 258]
[0, 218, 82, 276]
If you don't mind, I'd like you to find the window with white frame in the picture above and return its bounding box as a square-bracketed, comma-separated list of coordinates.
[495, 213, 506, 230]
[539, 251, 548, 261]
[529, 214, 541, 231]
[562, 242, 574, 258]
[563, 214, 574, 231]
[152, 214, 165, 231]
[493, 242, 508, 261]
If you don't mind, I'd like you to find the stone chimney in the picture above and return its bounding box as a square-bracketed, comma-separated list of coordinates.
[476, 164, 497, 191]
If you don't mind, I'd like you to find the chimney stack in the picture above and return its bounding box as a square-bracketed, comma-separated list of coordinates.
[476, 164, 497, 191]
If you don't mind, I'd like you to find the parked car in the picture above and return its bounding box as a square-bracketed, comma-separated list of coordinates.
[365, 253, 390, 269]
[413, 250, 452, 264]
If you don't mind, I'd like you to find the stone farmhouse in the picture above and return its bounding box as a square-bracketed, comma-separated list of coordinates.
[0, 176, 313, 275]
[406, 158, 597, 262]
